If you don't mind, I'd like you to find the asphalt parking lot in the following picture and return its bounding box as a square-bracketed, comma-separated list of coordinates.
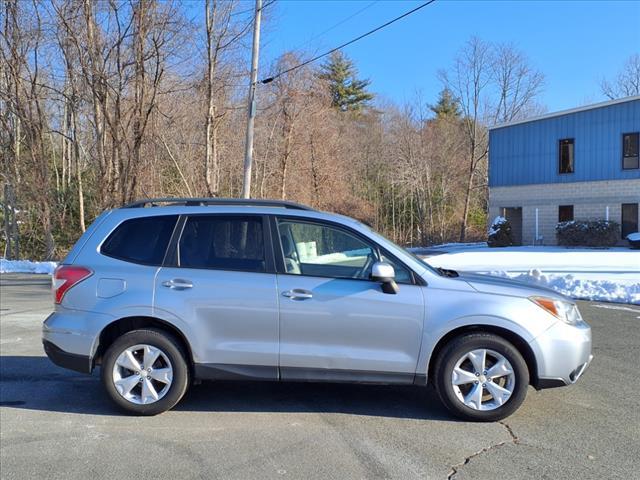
[1, 273, 639, 479]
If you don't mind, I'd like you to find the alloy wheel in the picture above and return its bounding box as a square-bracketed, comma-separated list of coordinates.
[112, 344, 173, 405]
[451, 348, 516, 411]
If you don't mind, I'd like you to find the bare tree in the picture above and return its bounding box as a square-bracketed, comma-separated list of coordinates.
[1, 0, 55, 258]
[601, 53, 640, 99]
[492, 42, 545, 124]
[440, 37, 544, 242]
[204, 0, 247, 196]
[439, 37, 493, 242]
[2, 4, 551, 260]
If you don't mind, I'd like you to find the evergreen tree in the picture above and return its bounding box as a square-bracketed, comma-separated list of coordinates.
[430, 88, 461, 119]
[318, 51, 374, 112]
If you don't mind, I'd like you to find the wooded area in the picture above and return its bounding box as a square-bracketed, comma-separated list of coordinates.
[1, 0, 633, 260]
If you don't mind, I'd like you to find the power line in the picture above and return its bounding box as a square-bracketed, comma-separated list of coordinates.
[230, 0, 276, 17]
[260, 0, 436, 84]
[293, 0, 379, 52]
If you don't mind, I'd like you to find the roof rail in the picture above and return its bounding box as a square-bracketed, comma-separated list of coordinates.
[121, 197, 315, 211]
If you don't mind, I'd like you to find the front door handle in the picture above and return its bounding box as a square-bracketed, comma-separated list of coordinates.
[162, 279, 193, 290]
[282, 289, 313, 300]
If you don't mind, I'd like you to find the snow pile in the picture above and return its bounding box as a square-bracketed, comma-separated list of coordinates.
[419, 245, 638, 273]
[414, 244, 640, 305]
[489, 269, 640, 305]
[488, 216, 507, 236]
[0, 259, 58, 275]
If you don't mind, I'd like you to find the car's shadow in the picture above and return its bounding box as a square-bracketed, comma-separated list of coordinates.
[0, 355, 455, 421]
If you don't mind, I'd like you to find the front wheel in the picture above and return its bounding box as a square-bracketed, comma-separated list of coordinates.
[101, 329, 190, 415]
[434, 333, 529, 422]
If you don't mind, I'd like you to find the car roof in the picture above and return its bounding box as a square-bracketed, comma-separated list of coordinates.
[110, 201, 363, 229]
[121, 198, 314, 210]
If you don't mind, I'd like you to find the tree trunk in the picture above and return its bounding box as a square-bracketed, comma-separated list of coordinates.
[280, 110, 293, 200]
[459, 159, 475, 242]
[205, 0, 216, 196]
[72, 109, 86, 232]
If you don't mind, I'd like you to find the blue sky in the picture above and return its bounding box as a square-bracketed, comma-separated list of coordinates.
[251, 0, 640, 112]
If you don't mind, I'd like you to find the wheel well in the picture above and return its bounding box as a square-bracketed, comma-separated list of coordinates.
[426, 325, 538, 386]
[95, 316, 194, 368]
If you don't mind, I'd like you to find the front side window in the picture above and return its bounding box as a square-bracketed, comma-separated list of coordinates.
[621, 203, 639, 238]
[277, 219, 375, 280]
[623, 133, 639, 170]
[178, 216, 265, 272]
[380, 253, 413, 284]
[101, 215, 177, 265]
[559, 138, 575, 174]
[558, 205, 574, 223]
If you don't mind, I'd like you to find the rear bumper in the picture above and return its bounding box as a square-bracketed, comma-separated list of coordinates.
[43, 340, 93, 374]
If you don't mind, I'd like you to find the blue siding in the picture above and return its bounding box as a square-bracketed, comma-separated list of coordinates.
[489, 99, 640, 186]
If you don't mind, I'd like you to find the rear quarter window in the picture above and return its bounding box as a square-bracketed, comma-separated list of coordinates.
[101, 215, 178, 265]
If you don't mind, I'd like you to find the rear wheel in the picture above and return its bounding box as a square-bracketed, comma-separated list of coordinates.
[434, 333, 529, 422]
[101, 329, 189, 415]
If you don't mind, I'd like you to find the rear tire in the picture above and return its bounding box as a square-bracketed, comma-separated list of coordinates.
[434, 333, 529, 422]
[101, 328, 190, 415]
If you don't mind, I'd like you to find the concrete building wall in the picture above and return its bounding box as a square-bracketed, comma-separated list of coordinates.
[489, 178, 640, 245]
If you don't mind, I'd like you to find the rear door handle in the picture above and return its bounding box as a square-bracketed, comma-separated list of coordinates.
[162, 279, 193, 290]
[282, 289, 313, 300]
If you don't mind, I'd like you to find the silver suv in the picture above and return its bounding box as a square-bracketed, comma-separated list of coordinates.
[43, 198, 592, 421]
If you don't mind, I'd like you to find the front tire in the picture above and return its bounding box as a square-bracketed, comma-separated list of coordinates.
[101, 328, 190, 415]
[434, 333, 529, 422]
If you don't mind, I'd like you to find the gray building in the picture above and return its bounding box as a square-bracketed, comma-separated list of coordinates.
[488, 96, 640, 245]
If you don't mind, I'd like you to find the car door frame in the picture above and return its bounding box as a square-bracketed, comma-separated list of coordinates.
[269, 214, 427, 383]
[155, 212, 281, 380]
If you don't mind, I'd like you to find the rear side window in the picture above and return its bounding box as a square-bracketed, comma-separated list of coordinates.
[177, 216, 265, 272]
[101, 215, 177, 265]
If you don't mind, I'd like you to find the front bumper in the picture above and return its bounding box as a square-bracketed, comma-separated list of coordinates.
[43, 340, 93, 374]
[530, 319, 593, 389]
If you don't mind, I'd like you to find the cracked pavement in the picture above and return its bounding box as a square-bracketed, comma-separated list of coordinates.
[1, 274, 639, 479]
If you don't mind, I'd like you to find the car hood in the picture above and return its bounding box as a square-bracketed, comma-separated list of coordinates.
[459, 272, 571, 302]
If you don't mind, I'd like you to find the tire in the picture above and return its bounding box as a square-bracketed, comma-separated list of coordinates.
[434, 333, 529, 422]
[101, 328, 190, 415]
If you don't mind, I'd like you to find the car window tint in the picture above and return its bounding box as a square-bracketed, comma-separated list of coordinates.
[178, 216, 265, 272]
[380, 253, 413, 285]
[101, 215, 177, 265]
[278, 219, 374, 279]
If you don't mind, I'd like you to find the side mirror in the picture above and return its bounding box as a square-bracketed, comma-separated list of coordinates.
[371, 262, 399, 294]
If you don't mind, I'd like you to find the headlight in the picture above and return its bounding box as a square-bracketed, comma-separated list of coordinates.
[530, 296, 583, 325]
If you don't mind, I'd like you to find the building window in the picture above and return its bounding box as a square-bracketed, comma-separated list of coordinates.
[622, 133, 639, 170]
[558, 205, 574, 223]
[621, 203, 639, 238]
[559, 139, 574, 174]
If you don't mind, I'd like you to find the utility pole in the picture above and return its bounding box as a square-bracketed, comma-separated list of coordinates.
[241, 0, 262, 199]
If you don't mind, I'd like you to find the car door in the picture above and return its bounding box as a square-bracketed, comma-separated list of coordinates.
[154, 214, 279, 380]
[273, 216, 425, 383]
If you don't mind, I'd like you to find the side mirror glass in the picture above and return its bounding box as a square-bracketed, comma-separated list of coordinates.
[371, 262, 399, 294]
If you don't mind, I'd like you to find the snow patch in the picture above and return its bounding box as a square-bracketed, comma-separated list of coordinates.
[488, 216, 507, 236]
[627, 232, 640, 241]
[0, 259, 58, 275]
[412, 244, 640, 305]
[486, 269, 640, 305]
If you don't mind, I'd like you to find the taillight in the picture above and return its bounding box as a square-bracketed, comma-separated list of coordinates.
[53, 265, 92, 304]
